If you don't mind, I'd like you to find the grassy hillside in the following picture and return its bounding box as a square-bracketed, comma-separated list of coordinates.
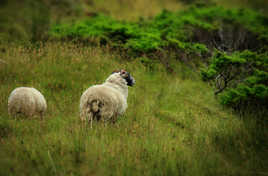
[0, 42, 267, 175]
[50, 5, 268, 112]
[0, 0, 268, 175]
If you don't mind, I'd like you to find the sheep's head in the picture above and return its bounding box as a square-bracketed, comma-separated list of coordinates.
[112, 69, 135, 87]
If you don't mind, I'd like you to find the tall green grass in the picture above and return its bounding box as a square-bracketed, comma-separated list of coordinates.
[0, 42, 267, 175]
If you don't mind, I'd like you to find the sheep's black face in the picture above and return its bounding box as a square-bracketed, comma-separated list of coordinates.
[112, 69, 135, 86]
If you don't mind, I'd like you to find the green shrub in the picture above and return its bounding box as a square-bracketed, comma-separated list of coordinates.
[201, 50, 268, 111]
[50, 6, 268, 54]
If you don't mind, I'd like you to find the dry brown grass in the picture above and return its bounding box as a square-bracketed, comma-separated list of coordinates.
[85, 0, 183, 20]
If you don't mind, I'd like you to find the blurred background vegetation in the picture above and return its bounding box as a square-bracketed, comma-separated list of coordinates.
[0, 0, 268, 42]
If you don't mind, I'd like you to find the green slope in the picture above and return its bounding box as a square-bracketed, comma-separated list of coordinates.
[0, 42, 267, 176]
[0, 0, 267, 175]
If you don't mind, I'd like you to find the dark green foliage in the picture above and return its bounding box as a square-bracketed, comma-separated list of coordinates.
[50, 6, 268, 55]
[50, 15, 163, 54]
[50, 9, 214, 56]
[201, 50, 268, 111]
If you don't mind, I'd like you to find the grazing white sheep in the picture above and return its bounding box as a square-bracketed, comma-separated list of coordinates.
[80, 69, 135, 127]
[8, 87, 47, 119]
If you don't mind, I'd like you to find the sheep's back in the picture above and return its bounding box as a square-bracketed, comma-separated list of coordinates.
[80, 85, 127, 120]
[30, 88, 47, 112]
[8, 87, 47, 117]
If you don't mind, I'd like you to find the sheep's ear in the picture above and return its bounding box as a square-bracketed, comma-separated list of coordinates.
[120, 69, 127, 74]
[119, 70, 128, 77]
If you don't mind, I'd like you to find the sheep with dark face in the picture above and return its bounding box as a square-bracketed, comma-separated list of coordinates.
[8, 87, 47, 119]
[79, 70, 135, 127]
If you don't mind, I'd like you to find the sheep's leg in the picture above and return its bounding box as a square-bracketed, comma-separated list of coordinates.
[112, 113, 118, 124]
[86, 112, 93, 129]
[80, 111, 86, 128]
[40, 111, 44, 121]
[90, 115, 93, 129]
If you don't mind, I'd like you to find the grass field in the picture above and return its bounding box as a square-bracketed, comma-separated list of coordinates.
[0, 42, 267, 175]
[1, 0, 268, 175]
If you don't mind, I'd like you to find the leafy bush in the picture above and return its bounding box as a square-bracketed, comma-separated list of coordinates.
[50, 9, 213, 56]
[50, 6, 268, 55]
[201, 50, 268, 111]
